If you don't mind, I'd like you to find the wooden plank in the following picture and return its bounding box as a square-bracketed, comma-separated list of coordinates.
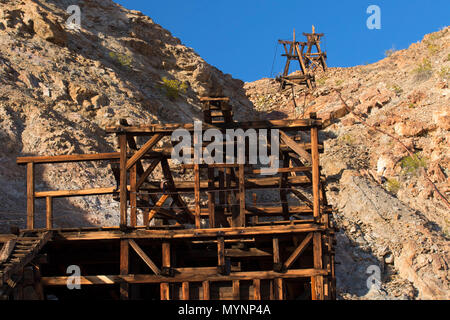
[280, 153, 290, 218]
[136, 158, 160, 189]
[0, 240, 16, 263]
[194, 164, 201, 229]
[56, 224, 326, 241]
[283, 232, 313, 269]
[217, 236, 225, 274]
[119, 239, 129, 300]
[119, 134, 128, 229]
[147, 194, 169, 223]
[311, 125, 320, 219]
[126, 134, 163, 170]
[41, 268, 329, 286]
[130, 164, 137, 227]
[280, 131, 312, 164]
[274, 278, 284, 300]
[17, 153, 120, 164]
[273, 237, 281, 271]
[160, 283, 170, 300]
[232, 280, 240, 300]
[140, 175, 314, 192]
[202, 281, 210, 300]
[253, 279, 261, 300]
[26, 162, 34, 229]
[105, 119, 321, 134]
[162, 242, 170, 268]
[46, 196, 53, 229]
[181, 282, 189, 300]
[35, 187, 120, 198]
[128, 239, 161, 275]
[313, 232, 324, 300]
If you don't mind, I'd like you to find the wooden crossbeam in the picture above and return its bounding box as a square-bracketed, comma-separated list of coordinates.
[128, 239, 161, 275]
[283, 232, 313, 269]
[136, 158, 160, 189]
[280, 131, 312, 164]
[126, 134, 163, 170]
[147, 194, 169, 223]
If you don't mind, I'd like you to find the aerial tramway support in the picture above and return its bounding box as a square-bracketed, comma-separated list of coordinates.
[276, 26, 327, 90]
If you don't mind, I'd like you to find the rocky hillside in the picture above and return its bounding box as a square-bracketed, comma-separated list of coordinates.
[245, 27, 449, 299]
[0, 0, 448, 300]
[0, 0, 256, 229]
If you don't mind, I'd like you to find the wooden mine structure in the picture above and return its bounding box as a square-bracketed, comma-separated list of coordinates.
[0, 99, 335, 300]
[277, 26, 327, 90]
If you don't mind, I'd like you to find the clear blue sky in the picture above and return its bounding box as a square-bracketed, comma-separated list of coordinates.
[115, 0, 449, 82]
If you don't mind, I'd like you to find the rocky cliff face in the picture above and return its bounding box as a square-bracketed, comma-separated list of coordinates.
[0, 0, 448, 300]
[245, 27, 449, 299]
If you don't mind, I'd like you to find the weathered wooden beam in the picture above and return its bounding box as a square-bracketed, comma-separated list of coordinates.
[55, 223, 326, 241]
[310, 119, 321, 220]
[119, 239, 129, 300]
[273, 237, 281, 271]
[128, 239, 161, 275]
[232, 280, 240, 300]
[105, 119, 321, 134]
[253, 279, 261, 300]
[46, 196, 53, 229]
[26, 162, 34, 230]
[194, 164, 201, 229]
[126, 134, 163, 171]
[181, 282, 189, 300]
[217, 236, 225, 274]
[17, 153, 120, 165]
[313, 232, 324, 300]
[283, 232, 313, 269]
[130, 165, 137, 227]
[280, 131, 312, 164]
[202, 281, 210, 300]
[119, 134, 128, 229]
[136, 158, 160, 190]
[41, 269, 329, 285]
[35, 186, 120, 198]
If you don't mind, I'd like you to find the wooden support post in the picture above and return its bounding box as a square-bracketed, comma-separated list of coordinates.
[194, 164, 201, 229]
[202, 281, 210, 300]
[26, 162, 35, 229]
[273, 237, 282, 272]
[130, 164, 137, 227]
[310, 116, 321, 221]
[161, 241, 171, 299]
[120, 239, 129, 300]
[181, 282, 189, 300]
[46, 196, 53, 229]
[238, 164, 246, 227]
[160, 283, 170, 300]
[313, 232, 324, 300]
[208, 167, 216, 228]
[217, 236, 225, 274]
[280, 153, 290, 219]
[232, 280, 240, 300]
[119, 134, 128, 229]
[253, 279, 261, 300]
[274, 278, 284, 300]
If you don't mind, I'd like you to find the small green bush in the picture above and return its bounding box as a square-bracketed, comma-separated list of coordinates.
[109, 51, 133, 67]
[385, 47, 396, 57]
[339, 133, 355, 145]
[390, 84, 403, 95]
[437, 66, 449, 80]
[413, 58, 433, 81]
[400, 153, 427, 175]
[335, 79, 344, 86]
[385, 178, 401, 194]
[316, 77, 327, 86]
[161, 77, 188, 100]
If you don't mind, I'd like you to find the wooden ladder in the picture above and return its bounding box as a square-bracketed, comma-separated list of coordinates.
[0, 231, 51, 288]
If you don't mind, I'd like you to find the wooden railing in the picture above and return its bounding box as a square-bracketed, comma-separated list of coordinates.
[16, 153, 121, 229]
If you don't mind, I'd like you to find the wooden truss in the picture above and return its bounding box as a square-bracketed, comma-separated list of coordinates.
[10, 103, 336, 300]
[277, 26, 327, 90]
